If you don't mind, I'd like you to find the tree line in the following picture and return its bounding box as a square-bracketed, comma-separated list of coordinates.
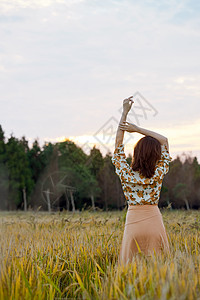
[0, 125, 200, 211]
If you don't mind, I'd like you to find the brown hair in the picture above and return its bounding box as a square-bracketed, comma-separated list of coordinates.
[130, 136, 162, 178]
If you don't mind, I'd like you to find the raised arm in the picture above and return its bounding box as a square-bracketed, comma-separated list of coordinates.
[114, 97, 134, 149]
[119, 122, 169, 151]
[115, 111, 128, 149]
[137, 126, 168, 148]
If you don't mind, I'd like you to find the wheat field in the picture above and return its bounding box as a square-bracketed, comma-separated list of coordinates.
[0, 208, 199, 300]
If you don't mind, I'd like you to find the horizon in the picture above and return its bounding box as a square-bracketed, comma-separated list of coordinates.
[1, 122, 199, 164]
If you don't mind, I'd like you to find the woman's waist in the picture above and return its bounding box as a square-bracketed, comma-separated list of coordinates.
[128, 203, 158, 210]
[125, 204, 162, 225]
[127, 203, 160, 215]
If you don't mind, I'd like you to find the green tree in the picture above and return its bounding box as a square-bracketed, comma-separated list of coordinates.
[0, 125, 9, 209]
[28, 139, 45, 183]
[173, 182, 190, 210]
[29, 142, 57, 211]
[73, 164, 101, 211]
[86, 146, 104, 177]
[58, 140, 87, 168]
[6, 135, 34, 210]
[41, 142, 54, 167]
[99, 153, 125, 210]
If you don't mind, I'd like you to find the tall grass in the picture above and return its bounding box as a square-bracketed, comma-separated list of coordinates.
[0, 209, 199, 299]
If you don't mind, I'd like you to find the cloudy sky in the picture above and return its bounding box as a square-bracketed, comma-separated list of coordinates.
[0, 0, 200, 161]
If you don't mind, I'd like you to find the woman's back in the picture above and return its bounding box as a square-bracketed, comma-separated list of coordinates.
[111, 143, 172, 206]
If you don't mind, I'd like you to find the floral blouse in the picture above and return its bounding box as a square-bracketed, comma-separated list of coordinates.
[111, 143, 172, 206]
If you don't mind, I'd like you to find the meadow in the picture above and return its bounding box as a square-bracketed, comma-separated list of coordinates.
[0, 208, 199, 300]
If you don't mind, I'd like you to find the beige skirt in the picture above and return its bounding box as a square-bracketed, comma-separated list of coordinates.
[119, 204, 170, 265]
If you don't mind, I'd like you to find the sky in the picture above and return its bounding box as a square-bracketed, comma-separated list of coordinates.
[0, 0, 200, 162]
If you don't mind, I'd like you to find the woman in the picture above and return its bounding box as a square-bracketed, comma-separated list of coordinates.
[111, 97, 172, 265]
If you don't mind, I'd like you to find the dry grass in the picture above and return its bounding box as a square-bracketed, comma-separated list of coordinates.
[0, 208, 199, 299]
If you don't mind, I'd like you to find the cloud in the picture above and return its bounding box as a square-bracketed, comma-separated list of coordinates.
[0, 0, 199, 162]
[0, 0, 85, 11]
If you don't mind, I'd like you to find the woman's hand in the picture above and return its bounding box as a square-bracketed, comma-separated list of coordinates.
[123, 96, 134, 114]
[119, 121, 139, 133]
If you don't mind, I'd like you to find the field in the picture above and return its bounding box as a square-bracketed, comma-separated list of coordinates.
[0, 208, 200, 300]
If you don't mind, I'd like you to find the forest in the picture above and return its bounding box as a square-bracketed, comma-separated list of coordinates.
[0, 124, 200, 211]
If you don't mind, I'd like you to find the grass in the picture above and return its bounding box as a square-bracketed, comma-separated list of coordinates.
[0, 208, 199, 299]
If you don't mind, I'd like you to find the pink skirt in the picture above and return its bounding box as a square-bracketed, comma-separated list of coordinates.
[119, 204, 170, 265]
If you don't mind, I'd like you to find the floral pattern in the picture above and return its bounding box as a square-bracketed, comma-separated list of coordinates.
[111, 143, 172, 206]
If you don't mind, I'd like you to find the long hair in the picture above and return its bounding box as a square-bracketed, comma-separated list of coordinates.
[130, 136, 162, 178]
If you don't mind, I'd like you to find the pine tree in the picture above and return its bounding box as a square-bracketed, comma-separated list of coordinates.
[28, 139, 45, 183]
[6, 135, 34, 210]
[0, 125, 9, 209]
[86, 146, 104, 177]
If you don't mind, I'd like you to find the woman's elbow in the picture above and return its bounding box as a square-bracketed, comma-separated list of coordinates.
[160, 137, 168, 145]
